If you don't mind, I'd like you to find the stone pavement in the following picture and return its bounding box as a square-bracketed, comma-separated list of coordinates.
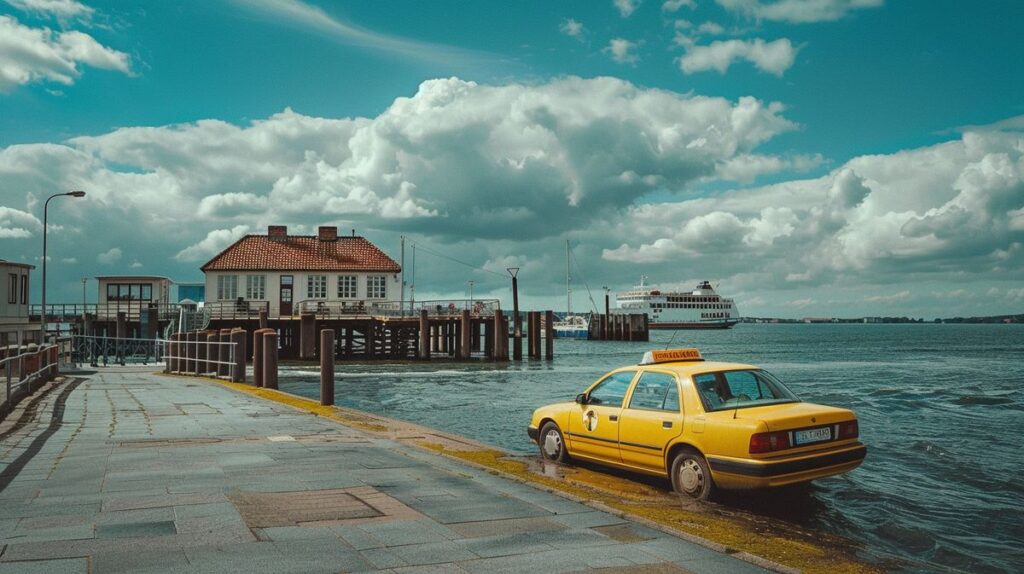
[0, 369, 770, 573]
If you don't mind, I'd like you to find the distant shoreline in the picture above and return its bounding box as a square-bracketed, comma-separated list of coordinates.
[740, 314, 1023, 324]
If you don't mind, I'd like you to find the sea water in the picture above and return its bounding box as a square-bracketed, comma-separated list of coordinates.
[279, 323, 1024, 573]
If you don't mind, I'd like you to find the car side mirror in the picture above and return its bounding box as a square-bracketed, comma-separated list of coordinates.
[575, 393, 588, 405]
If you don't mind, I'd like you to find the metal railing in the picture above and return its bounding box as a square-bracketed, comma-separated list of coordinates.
[2, 342, 62, 416]
[71, 335, 166, 366]
[162, 335, 239, 381]
[30, 302, 181, 322]
[295, 298, 501, 319]
[203, 300, 269, 320]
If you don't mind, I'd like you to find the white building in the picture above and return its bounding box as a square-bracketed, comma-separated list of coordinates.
[0, 260, 41, 346]
[201, 226, 402, 318]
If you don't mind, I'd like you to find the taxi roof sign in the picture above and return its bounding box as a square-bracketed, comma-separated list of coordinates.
[640, 348, 703, 365]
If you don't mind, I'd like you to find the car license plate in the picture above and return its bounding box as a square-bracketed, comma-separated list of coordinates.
[794, 427, 831, 445]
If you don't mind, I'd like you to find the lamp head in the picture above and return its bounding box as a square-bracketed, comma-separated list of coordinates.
[68, 190, 86, 197]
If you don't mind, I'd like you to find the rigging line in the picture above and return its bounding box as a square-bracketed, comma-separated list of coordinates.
[568, 242, 600, 314]
[406, 239, 508, 278]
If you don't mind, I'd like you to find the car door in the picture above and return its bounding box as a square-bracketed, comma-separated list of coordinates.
[618, 371, 684, 471]
[567, 370, 636, 463]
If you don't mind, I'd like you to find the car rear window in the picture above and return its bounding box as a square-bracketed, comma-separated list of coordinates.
[693, 369, 799, 412]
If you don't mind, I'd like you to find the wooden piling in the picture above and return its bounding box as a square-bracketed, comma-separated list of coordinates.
[263, 331, 278, 390]
[418, 309, 430, 360]
[205, 331, 218, 375]
[231, 328, 246, 383]
[545, 310, 554, 360]
[259, 309, 268, 329]
[493, 309, 507, 361]
[460, 310, 471, 359]
[184, 331, 195, 373]
[300, 313, 316, 359]
[218, 329, 231, 377]
[320, 329, 335, 405]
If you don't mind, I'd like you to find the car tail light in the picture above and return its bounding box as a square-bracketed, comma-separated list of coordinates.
[749, 430, 792, 454]
[838, 420, 859, 440]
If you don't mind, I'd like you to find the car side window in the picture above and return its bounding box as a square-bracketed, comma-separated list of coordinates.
[723, 370, 761, 400]
[628, 372, 680, 412]
[588, 371, 635, 407]
[694, 373, 724, 409]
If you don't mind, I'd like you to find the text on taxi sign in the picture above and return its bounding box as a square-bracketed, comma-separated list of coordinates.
[643, 348, 702, 364]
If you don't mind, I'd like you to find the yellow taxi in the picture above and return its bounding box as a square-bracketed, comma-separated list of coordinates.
[527, 348, 866, 499]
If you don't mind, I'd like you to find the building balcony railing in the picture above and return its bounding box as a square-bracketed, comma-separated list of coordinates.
[203, 300, 270, 321]
[295, 298, 501, 319]
[29, 302, 181, 323]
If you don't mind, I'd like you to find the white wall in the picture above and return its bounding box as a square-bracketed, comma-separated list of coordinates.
[205, 271, 402, 317]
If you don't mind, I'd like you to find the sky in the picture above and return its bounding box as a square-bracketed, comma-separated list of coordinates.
[1, 0, 1023, 319]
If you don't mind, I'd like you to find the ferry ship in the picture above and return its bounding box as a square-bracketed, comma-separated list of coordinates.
[616, 277, 739, 329]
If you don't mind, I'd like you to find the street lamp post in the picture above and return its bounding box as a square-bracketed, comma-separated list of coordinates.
[41, 191, 86, 339]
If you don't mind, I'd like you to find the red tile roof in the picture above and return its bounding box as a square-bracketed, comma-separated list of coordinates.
[201, 235, 401, 272]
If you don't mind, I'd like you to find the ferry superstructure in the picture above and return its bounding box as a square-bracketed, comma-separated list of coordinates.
[616, 277, 739, 329]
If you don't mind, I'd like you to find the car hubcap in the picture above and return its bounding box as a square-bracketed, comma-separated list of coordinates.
[543, 430, 562, 458]
[678, 459, 703, 494]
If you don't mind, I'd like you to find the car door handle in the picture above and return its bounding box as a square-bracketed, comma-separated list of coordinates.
[662, 421, 673, 429]
[609, 415, 618, 422]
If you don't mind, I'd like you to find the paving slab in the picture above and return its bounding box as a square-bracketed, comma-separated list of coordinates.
[0, 370, 770, 573]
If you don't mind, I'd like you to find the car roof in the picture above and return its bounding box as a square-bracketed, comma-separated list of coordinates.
[615, 361, 760, 376]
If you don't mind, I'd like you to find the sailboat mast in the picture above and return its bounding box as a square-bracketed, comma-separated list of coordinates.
[566, 239, 571, 316]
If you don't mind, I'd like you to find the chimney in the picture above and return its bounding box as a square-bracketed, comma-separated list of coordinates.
[268, 225, 287, 242]
[318, 226, 338, 242]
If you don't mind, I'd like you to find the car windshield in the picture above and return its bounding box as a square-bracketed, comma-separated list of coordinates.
[692, 369, 799, 412]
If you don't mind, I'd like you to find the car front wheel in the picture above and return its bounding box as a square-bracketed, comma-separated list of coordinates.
[539, 421, 570, 463]
[670, 449, 715, 500]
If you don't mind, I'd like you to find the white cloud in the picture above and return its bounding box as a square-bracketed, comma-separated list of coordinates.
[663, 0, 696, 11]
[697, 21, 725, 35]
[231, 0, 490, 66]
[559, 18, 584, 39]
[196, 192, 269, 218]
[0, 206, 41, 237]
[605, 38, 639, 64]
[716, 0, 883, 23]
[174, 225, 250, 262]
[865, 290, 911, 303]
[130, 260, 142, 268]
[5, 0, 94, 22]
[60, 256, 76, 263]
[614, 0, 640, 17]
[0, 15, 131, 93]
[679, 38, 798, 76]
[96, 247, 121, 265]
[602, 121, 1024, 290]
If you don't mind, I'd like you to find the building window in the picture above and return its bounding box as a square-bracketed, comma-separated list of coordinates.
[217, 275, 238, 300]
[367, 275, 387, 299]
[104, 283, 155, 301]
[7, 274, 15, 304]
[307, 275, 327, 299]
[246, 275, 266, 300]
[337, 275, 357, 298]
[20, 274, 27, 304]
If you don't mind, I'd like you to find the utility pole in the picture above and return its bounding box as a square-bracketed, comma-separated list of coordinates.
[507, 268, 521, 361]
[410, 244, 416, 312]
[400, 235, 406, 315]
[469, 280, 474, 312]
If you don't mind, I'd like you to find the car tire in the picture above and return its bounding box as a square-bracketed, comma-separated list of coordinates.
[670, 449, 715, 500]
[538, 421, 570, 463]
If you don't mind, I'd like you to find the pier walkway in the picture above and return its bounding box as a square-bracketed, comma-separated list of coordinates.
[0, 369, 768, 573]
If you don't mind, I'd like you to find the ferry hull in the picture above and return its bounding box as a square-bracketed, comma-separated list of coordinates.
[650, 321, 737, 330]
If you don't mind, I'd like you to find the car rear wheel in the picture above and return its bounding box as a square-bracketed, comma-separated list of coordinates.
[539, 422, 570, 463]
[670, 449, 715, 500]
